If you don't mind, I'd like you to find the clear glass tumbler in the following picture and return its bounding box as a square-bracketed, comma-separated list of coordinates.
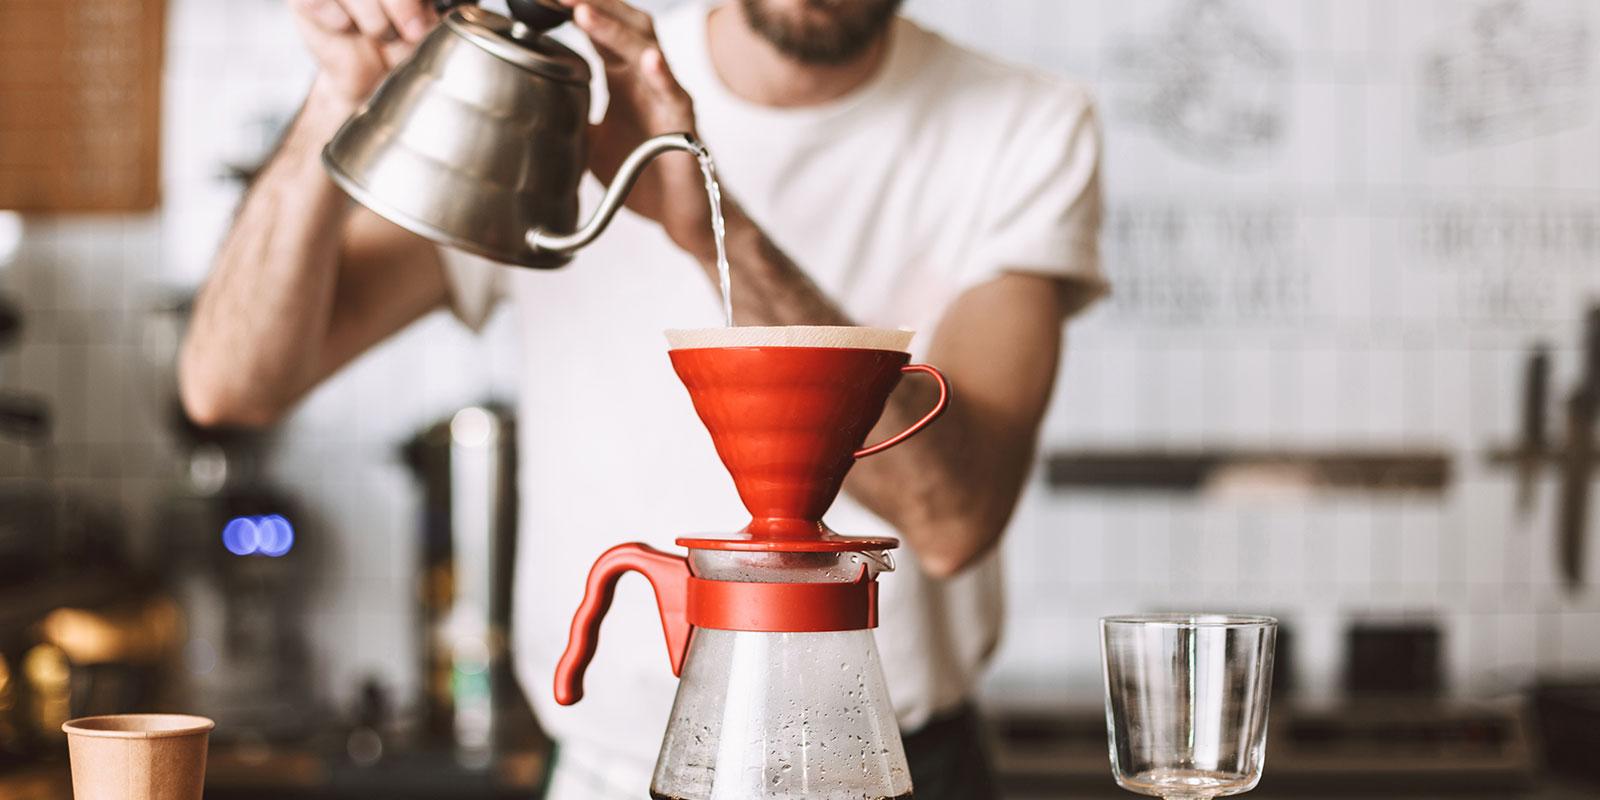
[1100, 614, 1277, 800]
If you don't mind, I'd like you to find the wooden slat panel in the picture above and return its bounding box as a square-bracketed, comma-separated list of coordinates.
[0, 0, 165, 211]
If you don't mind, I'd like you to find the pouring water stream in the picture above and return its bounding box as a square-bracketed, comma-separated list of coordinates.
[693, 148, 734, 327]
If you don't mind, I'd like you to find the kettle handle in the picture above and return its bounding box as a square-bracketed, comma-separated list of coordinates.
[854, 364, 950, 459]
[554, 543, 692, 706]
[527, 132, 706, 257]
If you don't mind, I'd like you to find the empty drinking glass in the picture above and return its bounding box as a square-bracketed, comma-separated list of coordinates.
[1100, 614, 1277, 800]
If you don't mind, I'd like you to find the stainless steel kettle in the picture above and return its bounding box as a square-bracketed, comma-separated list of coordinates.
[322, 3, 704, 268]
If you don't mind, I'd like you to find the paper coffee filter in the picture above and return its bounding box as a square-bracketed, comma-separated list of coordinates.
[665, 326, 914, 352]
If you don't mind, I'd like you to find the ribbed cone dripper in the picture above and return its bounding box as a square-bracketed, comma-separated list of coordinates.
[667, 327, 942, 542]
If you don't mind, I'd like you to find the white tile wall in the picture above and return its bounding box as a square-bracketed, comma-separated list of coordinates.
[935, 0, 1600, 709]
[4, 0, 1599, 715]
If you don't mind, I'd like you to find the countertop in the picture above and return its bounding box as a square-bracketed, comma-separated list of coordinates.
[992, 699, 1600, 800]
[0, 747, 546, 800]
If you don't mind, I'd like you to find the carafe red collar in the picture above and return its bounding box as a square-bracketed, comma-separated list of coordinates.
[552, 543, 882, 705]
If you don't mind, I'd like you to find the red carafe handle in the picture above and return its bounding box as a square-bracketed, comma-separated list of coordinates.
[854, 364, 950, 459]
[553, 543, 692, 706]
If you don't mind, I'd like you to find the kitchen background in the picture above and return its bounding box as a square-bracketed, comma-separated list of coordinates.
[2, 0, 1599, 796]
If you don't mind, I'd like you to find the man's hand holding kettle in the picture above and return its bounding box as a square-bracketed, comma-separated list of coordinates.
[288, 0, 442, 110]
[284, 0, 720, 266]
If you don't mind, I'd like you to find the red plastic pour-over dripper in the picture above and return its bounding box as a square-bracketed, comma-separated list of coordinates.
[553, 342, 948, 705]
[669, 346, 948, 548]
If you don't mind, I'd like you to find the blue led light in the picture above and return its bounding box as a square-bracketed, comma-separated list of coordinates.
[221, 516, 260, 556]
[257, 515, 295, 557]
[222, 514, 295, 557]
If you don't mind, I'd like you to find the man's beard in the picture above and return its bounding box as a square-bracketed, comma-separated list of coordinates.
[740, 0, 905, 66]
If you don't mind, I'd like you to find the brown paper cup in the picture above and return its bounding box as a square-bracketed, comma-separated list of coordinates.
[63, 714, 214, 800]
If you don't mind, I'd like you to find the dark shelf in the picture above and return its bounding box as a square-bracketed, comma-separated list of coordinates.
[1045, 448, 1451, 493]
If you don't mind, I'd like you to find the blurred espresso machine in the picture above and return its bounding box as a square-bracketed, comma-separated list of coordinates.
[403, 404, 532, 766]
[144, 297, 317, 741]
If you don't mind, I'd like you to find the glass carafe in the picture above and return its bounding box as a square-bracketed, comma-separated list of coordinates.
[652, 550, 912, 800]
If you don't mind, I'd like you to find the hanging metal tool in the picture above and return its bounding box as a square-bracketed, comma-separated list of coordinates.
[1516, 344, 1550, 515]
[1556, 308, 1600, 591]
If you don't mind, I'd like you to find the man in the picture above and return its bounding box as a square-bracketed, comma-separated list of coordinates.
[180, 0, 1105, 796]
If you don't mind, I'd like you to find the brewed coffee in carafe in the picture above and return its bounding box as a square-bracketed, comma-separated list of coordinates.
[555, 327, 949, 800]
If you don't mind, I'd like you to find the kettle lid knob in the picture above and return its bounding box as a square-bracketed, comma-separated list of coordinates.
[507, 0, 571, 31]
[444, 4, 591, 84]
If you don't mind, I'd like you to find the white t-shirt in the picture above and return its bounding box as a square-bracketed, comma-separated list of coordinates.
[444, 0, 1105, 778]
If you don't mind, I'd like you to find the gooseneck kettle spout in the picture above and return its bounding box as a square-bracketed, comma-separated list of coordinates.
[527, 133, 706, 257]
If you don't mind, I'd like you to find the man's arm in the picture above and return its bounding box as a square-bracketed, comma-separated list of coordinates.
[716, 206, 1078, 578]
[180, 1, 451, 428]
[180, 85, 447, 428]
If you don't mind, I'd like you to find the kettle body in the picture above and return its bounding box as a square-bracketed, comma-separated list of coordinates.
[324, 5, 702, 268]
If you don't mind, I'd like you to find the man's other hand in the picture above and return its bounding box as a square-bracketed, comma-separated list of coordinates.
[560, 0, 719, 262]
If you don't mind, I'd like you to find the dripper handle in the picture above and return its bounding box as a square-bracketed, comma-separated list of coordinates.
[854, 364, 950, 459]
[554, 543, 692, 706]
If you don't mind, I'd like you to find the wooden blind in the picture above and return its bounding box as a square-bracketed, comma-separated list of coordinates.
[0, 0, 165, 212]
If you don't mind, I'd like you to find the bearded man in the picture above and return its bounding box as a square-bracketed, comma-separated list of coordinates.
[180, 0, 1105, 796]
